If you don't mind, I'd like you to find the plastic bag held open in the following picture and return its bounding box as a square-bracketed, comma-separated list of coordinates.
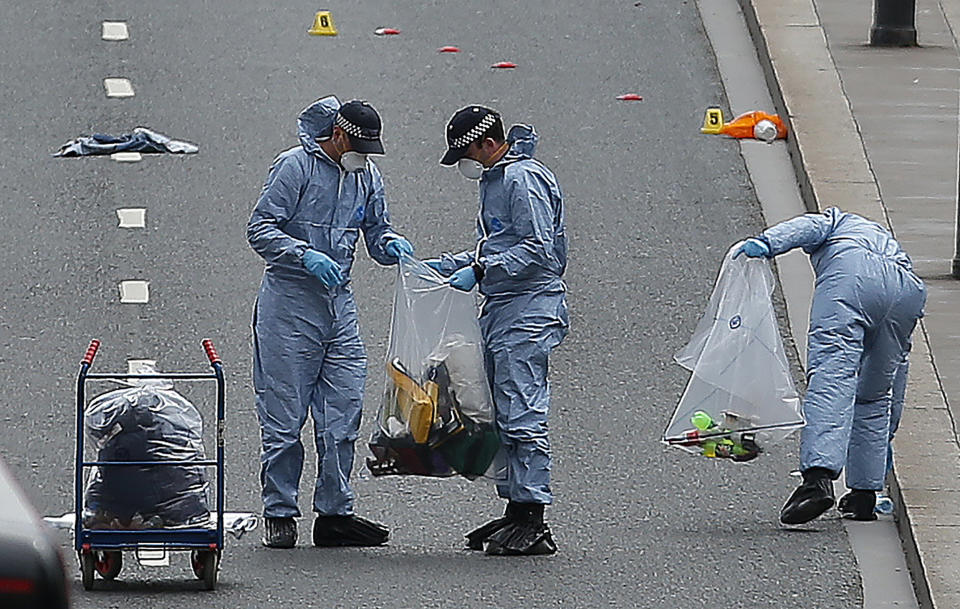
[368, 257, 502, 479]
[663, 245, 804, 461]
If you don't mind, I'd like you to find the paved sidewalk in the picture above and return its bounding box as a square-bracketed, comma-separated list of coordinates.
[739, 0, 960, 607]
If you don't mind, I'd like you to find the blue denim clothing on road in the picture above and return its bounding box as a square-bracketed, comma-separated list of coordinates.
[759, 208, 926, 491]
[440, 124, 568, 504]
[248, 96, 403, 517]
[54, 127, 198, 156]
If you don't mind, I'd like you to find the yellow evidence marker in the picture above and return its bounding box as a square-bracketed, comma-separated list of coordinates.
[308, 10, 338, 36]
[701, 107, 724, 134]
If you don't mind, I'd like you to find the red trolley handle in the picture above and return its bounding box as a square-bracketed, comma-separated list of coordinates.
[82, 339, 101, 365]
[202, 339, 221, 365]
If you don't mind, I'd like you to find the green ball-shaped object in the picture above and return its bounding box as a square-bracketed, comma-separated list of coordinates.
[691, 411, 715, 431]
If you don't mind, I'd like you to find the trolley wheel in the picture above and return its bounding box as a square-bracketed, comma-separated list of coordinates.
[191, 550, 219, 590]
[94, 551, 122, 580]
[79, 552, 94, 591]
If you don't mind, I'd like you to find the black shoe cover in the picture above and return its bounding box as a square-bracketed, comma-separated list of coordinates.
[313, 514, 389, 547]
[483, 503, 557, 556]
[465, 517, 511, 551]
[839, 490, 878, 521]
[465, 502, 524, 550]
[262, 517, 297, 548]
[780, 470, 836, 525]
[484, 523, 557, 556]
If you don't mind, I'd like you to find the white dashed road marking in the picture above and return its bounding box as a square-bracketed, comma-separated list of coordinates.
[104, 77, 134, 98]
[101, 22, 129, 41]
[102, 20, 151, 309]
[119, 280, 150, 303]
[117, 208, 146, 228]
[111, 152, 142, 162]
[127, 359, 157, 374]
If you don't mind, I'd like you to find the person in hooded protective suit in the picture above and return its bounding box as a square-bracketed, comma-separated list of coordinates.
[736, 208, 925, 524]
[248, 96, 413, 548]
[427, 106, 568, 555]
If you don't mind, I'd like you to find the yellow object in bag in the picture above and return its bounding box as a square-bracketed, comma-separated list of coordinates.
[386, 358, 436, 444]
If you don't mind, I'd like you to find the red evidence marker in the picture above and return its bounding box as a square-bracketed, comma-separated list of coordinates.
[374, 28, 401, 35]
[616, 94, 644, 101]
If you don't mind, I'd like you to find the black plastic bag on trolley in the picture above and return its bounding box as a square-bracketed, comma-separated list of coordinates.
[82, 366, 210, 529]
[368, 257, 504, 480]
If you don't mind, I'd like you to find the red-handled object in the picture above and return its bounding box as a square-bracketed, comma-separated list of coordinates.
[202, 339, 221, 365]
[82, 339, 101, 365]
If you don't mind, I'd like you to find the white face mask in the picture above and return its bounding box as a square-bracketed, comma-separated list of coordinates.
[340, 151, 368, 173]
[457, 158, 484, 180]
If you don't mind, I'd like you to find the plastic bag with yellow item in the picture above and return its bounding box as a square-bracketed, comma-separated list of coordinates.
[367, 257, 503, 480]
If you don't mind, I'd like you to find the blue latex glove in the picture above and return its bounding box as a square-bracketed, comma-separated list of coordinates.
[424, 259, 444, 272]
[735, 238, 771, 259]
[449, 266, 477, 291]
[302, 249, 344, 287]
[385, 237, 414, 260]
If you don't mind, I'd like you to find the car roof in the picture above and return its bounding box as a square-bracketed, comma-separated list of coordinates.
[0, 457, 46, 540]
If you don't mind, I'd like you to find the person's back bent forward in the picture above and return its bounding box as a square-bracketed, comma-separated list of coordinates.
[736, 208, 925, 525]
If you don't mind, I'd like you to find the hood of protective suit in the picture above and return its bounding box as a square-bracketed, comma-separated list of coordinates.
[297, 95, 341, 157]
[500, 124, 538, 164]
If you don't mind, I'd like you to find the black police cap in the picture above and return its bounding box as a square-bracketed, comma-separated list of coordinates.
[440, 105, 500, 165]
[336, 100, 384, 155]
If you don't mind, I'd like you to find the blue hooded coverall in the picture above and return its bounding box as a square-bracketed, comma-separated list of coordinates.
[439, 125, 568, 505]
[759, 208, 925, 491]
[248, 97, 403, 517]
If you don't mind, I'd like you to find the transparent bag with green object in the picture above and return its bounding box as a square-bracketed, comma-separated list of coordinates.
[663, 244, 805, 461]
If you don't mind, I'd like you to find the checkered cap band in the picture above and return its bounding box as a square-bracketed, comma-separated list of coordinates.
[450, 113, 497, 149]
[336, 113, 374, 139]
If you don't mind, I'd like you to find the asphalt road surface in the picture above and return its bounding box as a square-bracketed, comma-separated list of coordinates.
[0, 1, 861, 607]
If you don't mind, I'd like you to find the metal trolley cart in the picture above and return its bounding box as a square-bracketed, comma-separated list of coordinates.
[74, 339, 225, 590]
